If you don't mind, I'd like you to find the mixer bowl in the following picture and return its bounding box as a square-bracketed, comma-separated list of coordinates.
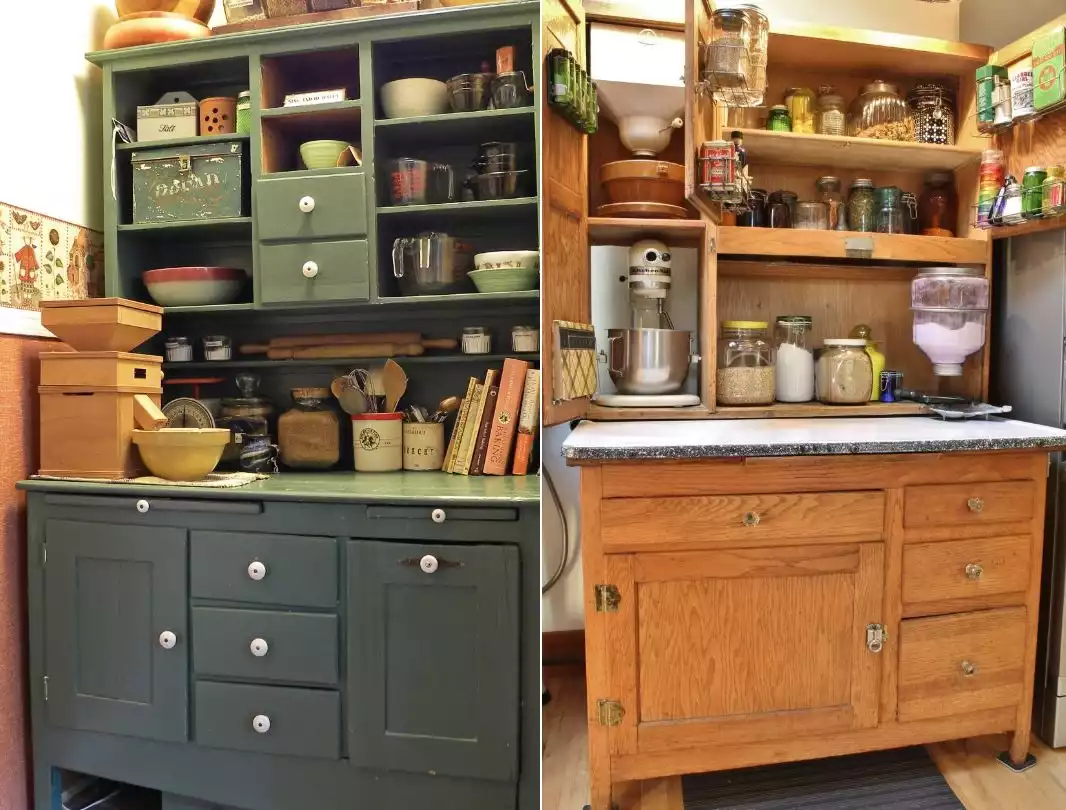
[608, 328, 692, 395]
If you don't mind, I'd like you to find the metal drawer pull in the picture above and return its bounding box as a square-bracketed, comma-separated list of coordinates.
[743, 511, 761, 527]
[399, 555, 463, 573]
[159, 631, 177, 650]
[299, 195, 315, 213]
[431, 508, 446, 524]
[967, 497, 984, 513]
[961, 660, 978, 677]
[247, 561, 267, 581]
[253, 714, 271, 734]
[250, 638, 269, 657]
[965, 563, 984, 581]
[302, 260, 319, 279]
[136, 499, 150, 514]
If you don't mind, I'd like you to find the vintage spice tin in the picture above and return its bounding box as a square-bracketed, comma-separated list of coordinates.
[699, 140, 735, 188]
[136, 91, 198, 143]
[130, 141, 246, 224]
[1033, 27, 1066, 111]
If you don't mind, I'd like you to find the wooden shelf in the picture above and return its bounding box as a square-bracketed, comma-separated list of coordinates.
[588, 401, 930, 421]
[718, 260, 921, 282]
[724, 128, 980, 173]
[118, 133, 250, 153]
[263, 166, 363, 180]
[717, 227, 989, 265]
[374, 290, 540, 306]
[378, 197, 538, 216]
[374, 107, 535, 141]
[588, 217, 705, 247]
[260, 100, 361, 122]
[987, 217, 1066, 241]
[118, 218, 253, 238]
[165, 352, 538, 371]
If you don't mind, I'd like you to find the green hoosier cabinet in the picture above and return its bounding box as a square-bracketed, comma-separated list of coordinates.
[22, 2, 541, 808]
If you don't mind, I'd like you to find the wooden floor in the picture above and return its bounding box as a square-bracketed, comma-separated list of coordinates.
[542, 667, 1066, 810]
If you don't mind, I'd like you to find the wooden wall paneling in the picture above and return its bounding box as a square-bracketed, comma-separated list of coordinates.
[684, 0, 717, 219]
[701, 221, 717, 409]
[604, 554, 637, 756]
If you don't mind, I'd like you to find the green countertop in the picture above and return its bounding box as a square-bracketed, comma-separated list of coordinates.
[18, 471, 540, 506]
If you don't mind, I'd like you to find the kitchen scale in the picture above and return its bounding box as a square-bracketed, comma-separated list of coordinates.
[162, 378, 223, 428]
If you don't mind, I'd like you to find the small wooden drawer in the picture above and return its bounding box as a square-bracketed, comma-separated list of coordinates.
[600, 491, 885, 552]
[194, 681, 340, 759]
[903, 482, 1035, 530]
[190, 531, 337, 608]
[256, 172, 367, 241]
[259, 239, 370, 305]
[902, 536, 1031, 616]
[192, 607, 338, 686]
[40, 352, 162, 391]
[898, 607, 1027, 723]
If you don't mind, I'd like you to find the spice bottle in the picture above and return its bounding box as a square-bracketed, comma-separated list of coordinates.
[767, 105, 791, 132]
[1023, 167, 1047, 220]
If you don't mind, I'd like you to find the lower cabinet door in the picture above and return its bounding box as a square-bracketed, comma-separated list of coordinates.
[603, 544, 885, 755]
[347, 541, 520, 781]
[44, 520, 189, 742]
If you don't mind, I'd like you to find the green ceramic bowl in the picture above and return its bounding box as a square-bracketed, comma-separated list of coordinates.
[468, 267, 539, 294]
[299, 139, 350, 170]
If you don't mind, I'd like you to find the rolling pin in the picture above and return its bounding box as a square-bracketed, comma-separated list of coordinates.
[252, 338, 458, 359]
[271, 332, 422, 349]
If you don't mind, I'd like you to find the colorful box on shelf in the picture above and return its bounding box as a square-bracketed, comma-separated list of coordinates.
[136, 91, 199, 143]
[130, 141, 246, 224]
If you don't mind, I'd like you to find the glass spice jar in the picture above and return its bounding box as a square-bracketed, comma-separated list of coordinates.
[236, 91, 252, 134]
[1043, 165, 1066, 218]
[785, 87, 816, 134]
[848, 179, 876, 232]
[1023, 166, 1047, 220]
[278, 388, 340, 470]
[816, 176, 843, 230]
[767, 105, 791, 132]
[795, 201, 829, 230]
[999, 177, 1026, 225]
[875, 186, 905, 234]
[716, 321, 775, 406]
[816, 94, 846, 136]
[919, 172, 958, 237]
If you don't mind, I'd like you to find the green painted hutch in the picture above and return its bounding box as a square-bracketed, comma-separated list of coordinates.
[20, 3, 541, 809]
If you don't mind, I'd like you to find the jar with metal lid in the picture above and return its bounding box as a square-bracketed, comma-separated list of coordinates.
[815, 94, 846, 136]
[785, 87, 816, 134]
[165, 336, 192, 362]
[511, 325, 539, 353]
[848, 179, 876, 232]
[1043, 166, 1066, 218]
[907, 83, 956, 145]
[848, 81, 912, 140]
[875, 186, 905, 234]
[236, 91, 252, 135]
[767, 105, 791, 132]
[460, 326, 491, 354]
[1023, 167, 1047, 219]
[919, 172, 958, 237]
[997, 177, 1026, 225]
[203, 335, 232, 361]
[816, 340, 873, 405]
[795, 201, 828, 230]
[705, 4, 769, 107]
[278, 388, 340, 470]
[716, 321, 774, 406]
[816, 176, 843, 230]
[774, 316, 814, 403]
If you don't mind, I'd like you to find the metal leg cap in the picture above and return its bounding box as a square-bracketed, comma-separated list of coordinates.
[997, 751, 1037, 772]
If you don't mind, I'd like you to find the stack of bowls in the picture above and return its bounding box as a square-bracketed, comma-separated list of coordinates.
[472, 141, 529, 200]
[468, 250, 539, 294]
[446, 72, 495, 112]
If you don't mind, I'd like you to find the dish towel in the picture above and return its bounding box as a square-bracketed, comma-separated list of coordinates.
[31, 472, 268, 488]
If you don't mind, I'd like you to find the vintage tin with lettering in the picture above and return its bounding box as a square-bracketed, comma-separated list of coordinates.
[1033, 27, 1066, 111]
[130, 141, 246, 224]
[136, 91, 199, 143]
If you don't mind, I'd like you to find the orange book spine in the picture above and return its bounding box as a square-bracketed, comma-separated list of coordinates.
[483, 358, 530, 476]
[512, 369, 541, 476]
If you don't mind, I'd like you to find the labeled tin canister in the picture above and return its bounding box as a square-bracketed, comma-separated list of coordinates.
[699, 140, 735, 189]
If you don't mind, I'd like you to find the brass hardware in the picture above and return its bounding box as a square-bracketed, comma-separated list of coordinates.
[866, 623, 887, 654]
[967, 497, 984, 513]
[965, 563, 984, 581]
[595, 584, 621, 613]
[178, 154, 191, 173]
[596, 699, 625, 727]
[743, 511, 761, 527]
[961, 660, 978, 677]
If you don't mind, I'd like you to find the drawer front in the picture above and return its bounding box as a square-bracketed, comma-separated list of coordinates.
[898, 607, 1027, 723]
[257, 172, 367, 241]
[601, 491, 885, 551]
[902, 536, 1031, 616]
[190, 531, 337, 608]
[194, 681, 340, 759]
[259, 240, 370, 305]
[192, 607, 338, 686]
[904, 482, 1035, 530]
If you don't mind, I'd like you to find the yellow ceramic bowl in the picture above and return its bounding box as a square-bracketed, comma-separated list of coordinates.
[132, 428, 230, 481]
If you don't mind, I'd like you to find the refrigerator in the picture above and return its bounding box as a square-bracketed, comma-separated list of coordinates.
[994, 228, 1066, 746]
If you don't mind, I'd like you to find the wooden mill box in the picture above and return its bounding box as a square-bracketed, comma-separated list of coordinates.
[39, 352, 163, 389]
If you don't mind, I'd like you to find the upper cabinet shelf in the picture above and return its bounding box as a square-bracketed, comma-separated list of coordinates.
[724, 128, 981, 173]
[718, 227, 988, 265]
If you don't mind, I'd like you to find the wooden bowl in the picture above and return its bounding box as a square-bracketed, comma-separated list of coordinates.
[103, 12, 210, 50]
[601, 160, 685, 207]
[132, 428, 230, 481]
[115, 0, 216, 23]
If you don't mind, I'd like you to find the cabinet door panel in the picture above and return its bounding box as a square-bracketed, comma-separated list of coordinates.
[347, 541, 520, 781]
[608, 544, 883, 755]
[685, 0, 719, 218]
[44, 520, 188, 742]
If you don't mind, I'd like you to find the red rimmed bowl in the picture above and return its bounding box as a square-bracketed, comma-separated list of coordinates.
[143, 266, 247, 307]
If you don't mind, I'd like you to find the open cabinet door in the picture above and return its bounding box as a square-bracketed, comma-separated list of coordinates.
[685, 0, 720, 220]
[542, 0, 591, 427]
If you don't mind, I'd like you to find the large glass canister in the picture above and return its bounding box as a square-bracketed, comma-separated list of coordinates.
[907, 82, 956, 145]
[705, 4, 769, 107]
[817, 340, 873, 405]
[919, 172, 958, 237]
[716, 320, 775, 406]
[774, 316, 814, 403]
[278, 387, 341, 470]
[911, 267, 990, 376]
[848, 81, 912, 140]
[848, 179, 876, 232]
[815, 93, 846, 136]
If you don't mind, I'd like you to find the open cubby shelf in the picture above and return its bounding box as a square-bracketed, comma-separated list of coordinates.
[377, 197, 538, 216]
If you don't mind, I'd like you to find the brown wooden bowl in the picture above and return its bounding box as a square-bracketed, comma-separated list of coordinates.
[115, 0, 216, 23]
[103, 12, 210, 49]
[601, 160, 686, 207]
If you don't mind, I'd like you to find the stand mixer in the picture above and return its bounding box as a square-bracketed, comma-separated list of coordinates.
[595, 240, 701, 408]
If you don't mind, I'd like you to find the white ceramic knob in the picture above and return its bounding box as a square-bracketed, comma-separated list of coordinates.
[250, 638, 269, 657]
[159, 631, 177, 650]
[299, 195, 315, 213]
[431, 508, 446, 524]
[247, 561, 267, 581]
[302, 260, 319, 279]
[136, 499, 150, 514]
[420, 555, 439, 574]
[253, 714, 271, 733]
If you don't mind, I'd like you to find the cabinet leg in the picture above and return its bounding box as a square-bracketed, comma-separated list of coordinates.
[998, 732, 1038, 773]
[585, 777, 615, 810]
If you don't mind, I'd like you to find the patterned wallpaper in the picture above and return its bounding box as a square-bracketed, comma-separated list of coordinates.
[0, 202, 103, 310]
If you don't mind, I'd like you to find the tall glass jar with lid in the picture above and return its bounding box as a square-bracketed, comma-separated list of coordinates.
[717, 321, 775, 406]
[848, 179, 876, 232]
[785, 87, 816, 134]
[706, 5, 769, 106]
[816, 176, 844, 229]
[816, 93, 846, 136]
[848, 81, 912, 140]
[817, 340, 873, 405]
[774, 316, 814, 402]
[875, 186, 905, 234]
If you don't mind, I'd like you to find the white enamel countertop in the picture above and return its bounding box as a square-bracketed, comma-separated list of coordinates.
[561, 417, 1066, 461]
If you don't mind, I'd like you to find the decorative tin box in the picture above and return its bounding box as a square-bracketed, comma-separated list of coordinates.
[136, 91, 199, 142]
[1033, 27, 1066, 111]
[131, 141, 246, 224]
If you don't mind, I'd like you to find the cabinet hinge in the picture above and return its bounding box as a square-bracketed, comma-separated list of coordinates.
[41, 543, 46, 568]
[594, 584, 621, 612]
[43, 675, 48, 702]
[866, 623, 887, 654]
[708, 237, 717, 253]
[596, 699, 624, 727]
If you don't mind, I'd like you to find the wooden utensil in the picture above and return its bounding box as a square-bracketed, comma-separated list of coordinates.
[241, 336, 458, 356]
[383, 359, 408, 414]
[432, 396, 461, 422]
[331, 376, 367, 415]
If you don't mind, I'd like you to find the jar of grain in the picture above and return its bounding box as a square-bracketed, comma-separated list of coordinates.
[717, 321, 775, 406]
[278, 388, 340, 470]
[816, 340, 873, 405]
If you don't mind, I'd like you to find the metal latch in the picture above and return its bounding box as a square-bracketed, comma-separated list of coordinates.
[595, 584, 621, 612]
[43, 675, 49, 702]
[866, 623, 887, 654]
[178, 154, 191, 173]
[596, 699, 624, 727]
[845, 236, 874, 260]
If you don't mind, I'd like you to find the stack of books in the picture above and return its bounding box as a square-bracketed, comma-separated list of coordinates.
[443, 358, 540, 476]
